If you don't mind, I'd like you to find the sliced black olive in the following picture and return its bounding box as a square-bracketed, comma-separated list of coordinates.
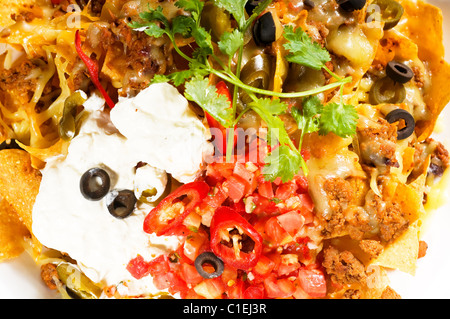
[337, 0, 366, 12]
[369, 76, 406, 105]
[245, 0, 263, 15]
[0, 139, 22, 151]
[386, 61, 414, 84]
[194, 252, 224, 279]
[80, 168, 111, 201]
[253, 11, 276, 46]
[106, 189, 137, 219]
[385, 108, 415, 140]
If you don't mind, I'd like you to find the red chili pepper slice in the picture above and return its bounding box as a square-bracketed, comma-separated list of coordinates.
[143, 181, 210, 236]
[74, 30, 115, 109]
[210, 206, 263, 270]
[205, 81, 237, 155]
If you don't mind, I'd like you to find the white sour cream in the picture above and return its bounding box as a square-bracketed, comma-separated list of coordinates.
[32, 84, 212, 297]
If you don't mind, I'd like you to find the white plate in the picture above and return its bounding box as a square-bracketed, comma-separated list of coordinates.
[1, 0, 450, 299]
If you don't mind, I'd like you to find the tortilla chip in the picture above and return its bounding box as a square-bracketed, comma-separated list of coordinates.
[397, 0, 450, 141]
[371, 221, 420, 275]
[0, 149, 41, 232]
[0, 197, 30, 261]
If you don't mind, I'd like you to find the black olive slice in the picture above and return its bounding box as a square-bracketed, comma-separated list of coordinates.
[337, 0, 366, 12]
[194, 252, 224, 279]
[245, 0, 263, 15]
[386, 61, 414, 84]
[385, 109, 415, 140]
[80, 168, 111, 201]
[106, 189, 137, 219]
[253, 11, 276, 46]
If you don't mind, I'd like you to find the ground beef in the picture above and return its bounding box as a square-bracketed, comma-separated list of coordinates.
[322, 246, 367, 286]
[40, 263, 58, 290]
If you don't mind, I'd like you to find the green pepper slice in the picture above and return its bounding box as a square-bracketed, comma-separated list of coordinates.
[367, 0, 404, 30]
[239, 54, 272, 104]
[369, 76, 406, 105]
[59, 91, 86, 141]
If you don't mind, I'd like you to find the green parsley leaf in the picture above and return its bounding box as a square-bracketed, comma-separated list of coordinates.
[218, 29, 243, 57]
[184, 77, 234, 127]
[283, 25, 330, 70]
[319, 102, 359, 138]
[262, 145, 303, 183]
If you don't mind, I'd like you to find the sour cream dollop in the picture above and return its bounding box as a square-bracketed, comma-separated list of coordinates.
[32, 83, 213, 296]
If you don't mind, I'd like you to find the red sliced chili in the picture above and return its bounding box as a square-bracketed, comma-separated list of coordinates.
[210, 206, 263, 270]
[74, 30, 115, 109]
[143, 181, 210, 236]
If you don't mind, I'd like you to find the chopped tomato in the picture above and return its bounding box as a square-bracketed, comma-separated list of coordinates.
[252, 255, 276, 280]
[297, 267, 327, 298]
[222, 175, 247, 203]
[265, 216, 291, 245]
[180, 263, 203, 286]
[193, 278, 226, 299]
[276, 211, 305, 237]
[275, 182, 298, 200]
[263, 274, 295, 298]
[243, 285, 265, 299]
[258, 181, 274, 199]
[183, 228, 209, 262]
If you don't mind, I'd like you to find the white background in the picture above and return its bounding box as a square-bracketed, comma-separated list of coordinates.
[0, 0, 449, 299]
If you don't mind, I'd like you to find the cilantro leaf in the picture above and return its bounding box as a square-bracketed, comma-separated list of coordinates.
[319, 102, 359, 138]
[218, 29, 243, 57]
[184, 77, 234, 127]
[175, 0, 204, 22]
[262, 145, 303, 183]
[213, 0, 247, 30]
[283, 25, 331, 70]
[291, 95, 322, 136]
[139, 7, 169, 27]
[250, 98, 288, 116]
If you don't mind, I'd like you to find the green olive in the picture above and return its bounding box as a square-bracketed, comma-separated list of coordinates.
[239, 54, 273, 104]
[369, 76, 406, 105]
[200, 2, 232, 41]
[59, 92, 86, 141]
[367, 0, 404, 30]
[56, 263, 102, 299]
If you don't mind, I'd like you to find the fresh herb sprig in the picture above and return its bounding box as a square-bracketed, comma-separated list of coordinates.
[130, 0, 357, 182]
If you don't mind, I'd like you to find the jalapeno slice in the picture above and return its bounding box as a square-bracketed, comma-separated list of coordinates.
[367, 0, 404, 30]
[369, 76, 406, 105]
[59, 91, 87, 141]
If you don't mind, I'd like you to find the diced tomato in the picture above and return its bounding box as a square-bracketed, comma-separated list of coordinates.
[297, 267, 327, 298]
[252, 255, 276, 280]
[275, 182, 298, 200]
[183, 229, 209, 262]
[183, 211, 202, 230]
[243, 285, 265, 299]
[263, 274, 295, 298]
[202, 185, 227, 209]
[205, 162, 235, 184]
[180, 263, 203, 286]
[265, 216, 291, 245]
[226, 280, 245, 299]
[276, 211, 305, 237]
[251, 193, 279, 215]
[126, 255, 151, 279]
[277, 254, 300, 277]
[147, 255, 170, 276]
[294, 175, 309, 193]
[222, 175, 247, 202]
[258, 181, 274, 199]
[298, 193, 314, 212]
[153, 270, 188, 296]
[193, 278, 226, 299]
[221, 264, 238, 287]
